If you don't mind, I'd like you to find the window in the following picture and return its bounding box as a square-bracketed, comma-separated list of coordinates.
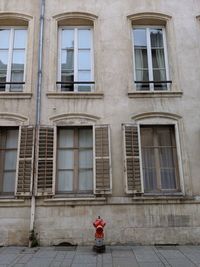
[133, 27, 170, 91]
[57, 127, 93, 193]
[58, 27, 93, 92]
[0, 128, 18, 195]
[0, 27, 27, 92]
[140, 125, 180, 193]
[123, 123, 181, 195]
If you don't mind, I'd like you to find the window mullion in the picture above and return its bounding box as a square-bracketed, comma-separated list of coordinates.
[74, 28, 78, 92]
[6, 28, 14, 92]
[146, 28, 154, 91]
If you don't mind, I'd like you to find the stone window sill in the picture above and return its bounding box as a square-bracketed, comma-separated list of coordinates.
[128, 91, 183, 98]
[47, 92, 104, 99]
[0, 92, 32, 99]
[43, 196, 106, 206]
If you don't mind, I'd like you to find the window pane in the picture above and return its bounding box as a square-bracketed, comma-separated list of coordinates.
[133, 29, 147, 47]
[136, 70, 149, 90]
[61, 49, 74, 70]
[61, 71, 74, 91]
[0, 50, 8, 70]
[6, 129, 18, 148]
[0, 30, 10, 49]
[78, 50, 91, 69]
[161, 169, 176, 189]
[4, 151, 17, 170]
[79, 128, 92, 147]
[152, 49, 165, 69]
[3, 172, 15, 192]
[62, 30, 74, 49]
[58, 129, 74, 148]
[14, 30, 27, 49]
[57, 170, 73, 191]
[0, 71, 6, 91]
[58, 150, 74, 169]
[79, 150, 93, 168]
[12, 50, 25, 70]
[135, 49, 148, 69]
[79, 170, 93, 191]
[150, 29, 163, 48]
[78, 29, 91, 49]
[143, 168, 157, 192]
[153, 70, 166, 82]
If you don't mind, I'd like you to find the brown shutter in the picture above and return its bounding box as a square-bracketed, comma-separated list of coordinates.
[15, 126, 35, 196]
[94, 125, 112, 194]
[36, 127, 55, 195]
[123, 124, 143, 194]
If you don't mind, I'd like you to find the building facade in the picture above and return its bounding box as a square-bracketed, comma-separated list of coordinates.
[0, 0, 200, 246]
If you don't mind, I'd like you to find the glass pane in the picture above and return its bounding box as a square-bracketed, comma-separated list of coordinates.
[61, 71, 74, 91]
[150, 29, 163, 48]
[78, 71, 91, 91]
[79, 150, 93, 168]
[133, 29, 147, 47]
[6, 129, 18, 148]
[62, 29, 74, 49]
[79, 170, 93, 191]
[78, 29, 91, 49]
[0, 30, 10, 49]
[57, 170, 73, 191]
[78, 50, 91, 69]
[58, 129, 74, 148]
[58, 150, 74, 169]
[161, 169, 176, 189]
[79, 128, 92, 147]
[152, 49, 165, 69]
[10, 71, 24, 92]
[3, 172, 15, 192]
[61, 49, 74, 70]
[0, 71, 6, 91]
[153, 69, 166, 82]
[11, 50, 25, 70]
[135, 70, 149, 91]
[159, 147, 174, 168]
[4, 151, 17, 170]
[0, 50, 8, 70]
[157, 127, 172, 146]
[143, 168, 157, 192]
[14, 30, 27, 49]
[141, 127, 154, 146]
[135, 49, 148, 69]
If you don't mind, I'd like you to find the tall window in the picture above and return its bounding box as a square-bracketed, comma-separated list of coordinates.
[58, 27, 93, 92]
[133, 27, 170, 91]
[57, 127, 93, 194]
[0, 128, 18, 194]
[0, 28, 27, 92]
[140, 125, 179, 193]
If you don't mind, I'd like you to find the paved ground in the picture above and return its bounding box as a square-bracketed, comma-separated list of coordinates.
[1, 245, 200, 267]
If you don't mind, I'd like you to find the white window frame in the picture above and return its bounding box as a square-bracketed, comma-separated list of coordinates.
[0, 26, 27, 92]
[58, 26, 94, 92]
[132, 26, 170, 91]
[55, 124, 94, 195]
[138, 121, 184, 195]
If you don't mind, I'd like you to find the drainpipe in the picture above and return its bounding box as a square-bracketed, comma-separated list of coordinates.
[29, 0, 45, 246]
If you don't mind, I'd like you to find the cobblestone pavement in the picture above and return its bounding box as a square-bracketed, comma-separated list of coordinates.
[1, 245, 200, 267]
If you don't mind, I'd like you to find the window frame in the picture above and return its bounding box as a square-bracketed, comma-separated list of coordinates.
[0, 127, 19, 195]
[132, 25, 170, 91]
[56, 125, 94, 195]
[57, 26, 94, 92]
[0, 26, 27, 92]
[138, 121, 184, 195]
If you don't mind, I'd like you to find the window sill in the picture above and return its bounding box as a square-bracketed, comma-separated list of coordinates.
[0, 197, 26, 207]
[128, 91, 183, 98]
[47, 92, 104, 99]
[42, 196, 106, 206]
[0, 92, 32, 99]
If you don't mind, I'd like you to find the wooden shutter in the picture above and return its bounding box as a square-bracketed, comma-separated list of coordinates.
[94, 125, 112, 194]
[123, 124, 143, 194]
[36, 127, 55, 195]
[15, 126, 35, 196]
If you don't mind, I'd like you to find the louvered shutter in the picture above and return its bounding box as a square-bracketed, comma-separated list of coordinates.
[123, 124, 143, 194]
[36, 127, 55, 195]
[15, 126, 35, 196]
[94, 125, 112, 194]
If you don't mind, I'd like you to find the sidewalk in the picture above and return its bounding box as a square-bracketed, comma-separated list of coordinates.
[1, 245, 200, 267]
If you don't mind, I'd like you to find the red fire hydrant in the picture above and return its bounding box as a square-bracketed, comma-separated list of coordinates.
[93, 216, 106, 252]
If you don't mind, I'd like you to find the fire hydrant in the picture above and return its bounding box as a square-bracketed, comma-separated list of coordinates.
[93, 216, 106, 253]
